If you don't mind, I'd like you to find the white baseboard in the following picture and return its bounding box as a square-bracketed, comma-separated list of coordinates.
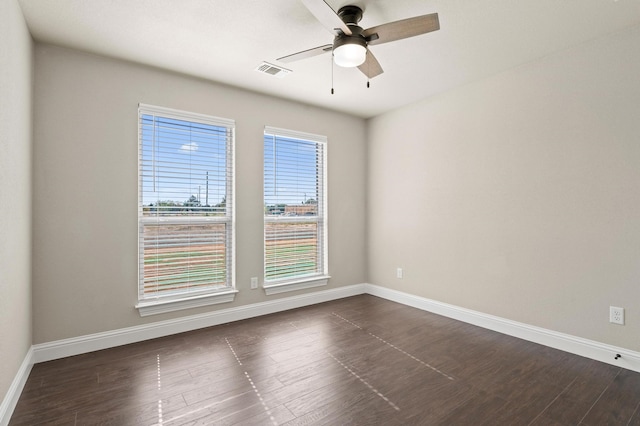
[32, 283, 366, 364]
[0, 347, 33, 426]
[364, 283, 640, 373]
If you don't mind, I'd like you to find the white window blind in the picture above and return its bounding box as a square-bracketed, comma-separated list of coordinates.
[138, 104, 234, 302]
[264, 127, 328, 284]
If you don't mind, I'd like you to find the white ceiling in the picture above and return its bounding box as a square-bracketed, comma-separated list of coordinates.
[17, 0, 640, 118]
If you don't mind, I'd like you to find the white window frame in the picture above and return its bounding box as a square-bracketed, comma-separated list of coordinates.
[263, 126, 329, 295]
[136, 104, 236, 316]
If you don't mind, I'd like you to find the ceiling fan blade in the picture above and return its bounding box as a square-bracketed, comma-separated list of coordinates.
[301, 0, 352, 36]
[357, 49, 384, 79]
[363, 13, 439, 46]
[277, 44, 333, 63]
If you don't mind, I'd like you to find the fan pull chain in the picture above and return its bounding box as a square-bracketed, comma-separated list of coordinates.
[367, 50, 370, 88]
[331, 53, 335, 94]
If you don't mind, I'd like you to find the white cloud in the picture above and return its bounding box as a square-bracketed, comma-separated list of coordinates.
[180, 142, 198, 152]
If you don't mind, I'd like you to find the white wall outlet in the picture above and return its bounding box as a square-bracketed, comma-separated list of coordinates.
[396, 268, 403, 279]
[250, 277, 258, 289]
[610, 306, 624, 325]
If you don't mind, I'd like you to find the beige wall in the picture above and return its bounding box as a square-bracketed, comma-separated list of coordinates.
[32, 45, 367, 343]
[367, 25, 640, 351]
[0, 0, 33, 402]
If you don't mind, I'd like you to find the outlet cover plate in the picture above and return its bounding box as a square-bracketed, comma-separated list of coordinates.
[610, 306, 624, 325]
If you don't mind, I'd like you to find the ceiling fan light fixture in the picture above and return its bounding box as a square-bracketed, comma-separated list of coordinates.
[333, 35, 367, 67]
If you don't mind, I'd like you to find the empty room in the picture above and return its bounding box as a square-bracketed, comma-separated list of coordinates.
[2, 0, 640, 424]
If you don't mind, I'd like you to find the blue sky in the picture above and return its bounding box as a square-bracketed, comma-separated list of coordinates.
[140, 115, 228, 208]
[140, 115, 321, 209]
[264, 134, 321, 206]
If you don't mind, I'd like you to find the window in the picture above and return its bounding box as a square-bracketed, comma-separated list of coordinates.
[137, 104, 236, 315]
[263, 126, 329, 295]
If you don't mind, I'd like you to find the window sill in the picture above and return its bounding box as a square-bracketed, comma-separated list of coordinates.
[263, 276, 330, 295]
[136, 289, 238, 317]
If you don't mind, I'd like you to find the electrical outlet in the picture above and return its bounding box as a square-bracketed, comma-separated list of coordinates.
[396, 268, 403, 279]
[250, 277, 258, 289]
[610, 306, 624, 325]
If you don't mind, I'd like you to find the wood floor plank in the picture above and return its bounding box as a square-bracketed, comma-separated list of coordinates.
[281, 375, 362, 417]
[161, 389, 263, 425]
[8, 412, 77, 426]
[281, 383, 385, 426]
[75, 393, 188, 425]
[532, 359, 620, 424]
[387, 378, 476, 423]
[628, 404, 640, 426]
[266, 363, 351, 407]
[527, 413, 569, 426]
[226, 403, 296, 426]
[435, 390, 515, 425]
[580, 368, 640, 425]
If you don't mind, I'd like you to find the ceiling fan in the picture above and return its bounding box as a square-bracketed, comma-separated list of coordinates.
[277, 0, 440, 79]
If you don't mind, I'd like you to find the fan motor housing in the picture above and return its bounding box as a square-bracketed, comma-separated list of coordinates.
[337, 5, 363, 26]
[333, 31, 367, 51]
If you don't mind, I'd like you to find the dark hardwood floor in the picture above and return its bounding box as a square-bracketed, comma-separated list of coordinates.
[10, 295, 640, 425]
